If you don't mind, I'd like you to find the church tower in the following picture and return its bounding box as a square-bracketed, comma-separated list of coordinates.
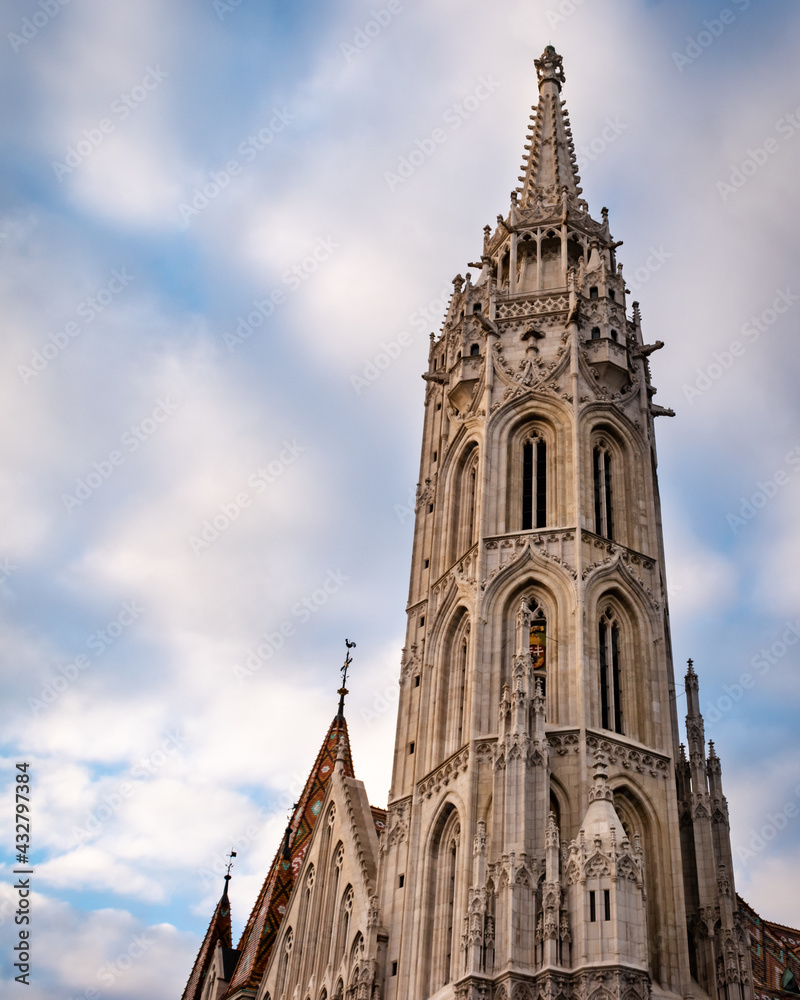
[180, 44, 759, 1000]
[378, 45, 753, 1000]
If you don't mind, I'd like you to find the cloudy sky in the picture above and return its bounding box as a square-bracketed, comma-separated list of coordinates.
[0, 0, 799, 995]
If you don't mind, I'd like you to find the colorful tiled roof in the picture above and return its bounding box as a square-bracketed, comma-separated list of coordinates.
[181, 878, 233, 1000]
[739, 895, 800, 1000]
[371, 805, 387, 837]
[221, 714, 353, 998]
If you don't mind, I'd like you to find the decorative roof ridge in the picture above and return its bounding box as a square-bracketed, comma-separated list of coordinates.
[180, 877, 233, 1000]
[738, 893, 800, 937]
[221, 713, 352, 997]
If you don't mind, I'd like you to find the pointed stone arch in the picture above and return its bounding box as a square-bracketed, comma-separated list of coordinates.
[586, 581, 660, 745]
[583, 409, 650, 550]
[441, 437, 482, 565]
[611, 780, 666, 985]
[503, 410, 562, 535]
[482, 562, 573, 727]
[420, 801, 464, 996]
[423, 603, 473, 770]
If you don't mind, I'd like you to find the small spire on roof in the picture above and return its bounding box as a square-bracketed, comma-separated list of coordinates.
[337, 639, 356, 719]
[224, 850, 236, 891]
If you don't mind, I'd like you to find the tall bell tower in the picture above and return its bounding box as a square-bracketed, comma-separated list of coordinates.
[379, 46, 753, 1000]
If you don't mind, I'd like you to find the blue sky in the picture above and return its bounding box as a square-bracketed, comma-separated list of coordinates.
[0, 0, 799, 996]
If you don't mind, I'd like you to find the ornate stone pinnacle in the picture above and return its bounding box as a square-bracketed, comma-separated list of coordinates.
[589, 751, 614, 802]
[535, 45, 566, 88]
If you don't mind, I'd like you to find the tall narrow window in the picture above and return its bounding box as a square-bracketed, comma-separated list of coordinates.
[455, 448, 479, 559]
[593, 444, 613, 539]
[467, 465, 477, 544]
[428, 809, 460, 995]
[522, 435, 547, 530]
[456, 633, 468, 748]
[589, 891, 596, 922]
[599, 610, 622, 734]
[336, 887, 354, 967]
[444, 842, 457, 983]
[528, 599, 547, 673]
[276, 929, 293, 998]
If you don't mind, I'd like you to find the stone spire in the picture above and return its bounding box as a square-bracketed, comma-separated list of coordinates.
[221, 712, 353, 998]
[517, 45, 584, 210]
[180, 874, 234, 1000]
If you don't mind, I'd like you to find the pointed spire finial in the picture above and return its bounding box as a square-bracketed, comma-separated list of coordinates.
[337, 639, 356, 719]
[225, 850, 236, 879]
[534, 45, 566, 90]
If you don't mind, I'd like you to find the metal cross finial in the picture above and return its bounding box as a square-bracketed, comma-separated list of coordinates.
[337, 639, 356, 718]
[225, 850, 237, 882]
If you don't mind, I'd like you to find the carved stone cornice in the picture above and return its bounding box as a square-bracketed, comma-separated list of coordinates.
[417, 746, 469, 799]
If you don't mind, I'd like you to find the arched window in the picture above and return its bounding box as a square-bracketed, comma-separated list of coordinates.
[591, 326, 601, 339]
[522, 433, 547, 530]
[527, 598, 547, 674]
[451, 445, 480, 560]
[295, 865, 315, 985]
[202, 970, 217, 1000]
[589, 286, 598, 299]
[444, 836, 457, 983]
[336, 885, 354, 968]
[470, 342, 480, 356]
[324, 844, 344, 968]
[599, 608, 622, 733]
[438, 611, 471, 759]
[425, 806, 461, 993]
[455, 624, 470, 749]
[593, 443, 613, 539]
[276, 928, 293, 998]
[610, 328, 619, 342]
[467, 462, 477, 544]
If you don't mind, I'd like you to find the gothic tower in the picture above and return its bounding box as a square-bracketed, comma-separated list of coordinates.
[378, 46, 753, 1000]
[181, 44, 758, 1000]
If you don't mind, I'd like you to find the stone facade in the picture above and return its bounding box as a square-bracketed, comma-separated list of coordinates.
[181, 45, 760, 1000]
